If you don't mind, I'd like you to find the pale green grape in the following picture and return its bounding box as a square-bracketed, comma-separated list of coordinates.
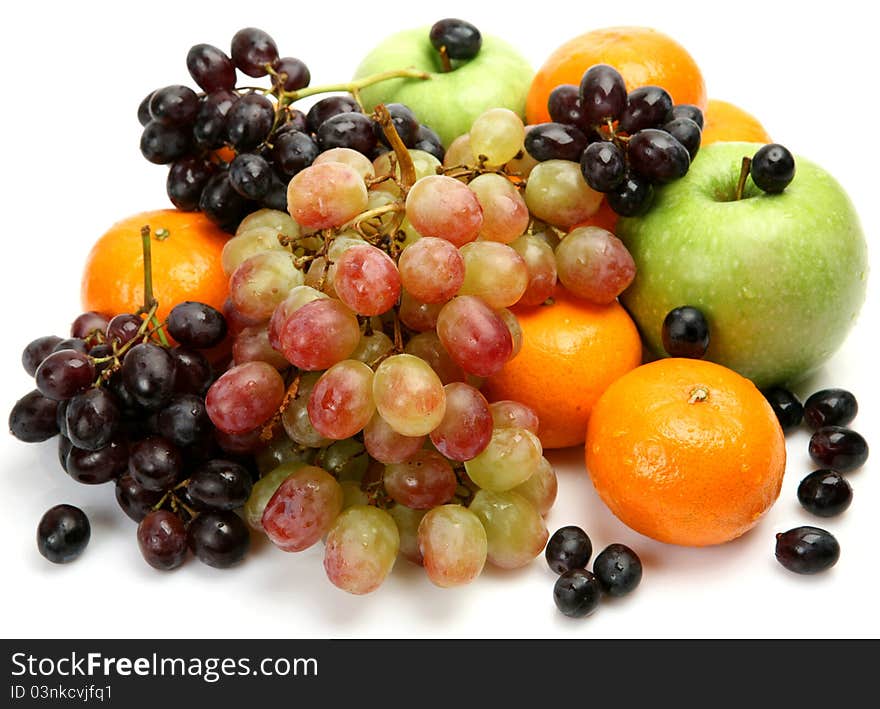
[373, 354, 446, 436]
[255, 434, 315, 475]
[468, 173, 529, 244]
[373, 149, 442, 197]
[323, 505, 399, 595]
[469, 489, 548, 569]
[458, 241, 529, 309]
[340, 480, 370, 510]
[524, 160, 603, 229]
[418, 505, 487, 587]
[222, 226, 290, 277]
[320, 438, 369, 482]
[389, 504, 426, 564]
[464, 427, 543, 491]
[230, 250, 304, 322]
[350, 330, 394, 365]
[497, 308, 523, 359]
[469, 108, 525, 167]
[281, 372, 331, 447]
[443, 133, 476, 169]
[236, 208, 300, 238]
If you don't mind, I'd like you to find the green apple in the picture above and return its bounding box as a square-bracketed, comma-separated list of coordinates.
[354, 27, 534, 147]
[617, 141, 868, 387]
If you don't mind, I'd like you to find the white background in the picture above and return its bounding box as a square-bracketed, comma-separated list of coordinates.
[1, 0, 877, 639]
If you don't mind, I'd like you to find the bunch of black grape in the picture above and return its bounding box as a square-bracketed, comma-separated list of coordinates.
[527, 64, 703, 217]
[9, 303, 255, 570]
[138, 27, 444, 232]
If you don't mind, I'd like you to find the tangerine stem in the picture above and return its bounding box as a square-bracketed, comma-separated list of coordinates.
[688, 386, 709, 404]
[140, 225, 170, 347]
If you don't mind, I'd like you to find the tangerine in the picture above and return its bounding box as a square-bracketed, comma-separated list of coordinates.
[527, 26, 707, 125]
[585, 358, 786, 547]
[482, 286, 642, 449]
[81, 209, 229, 322]
[701, 98, 772, 145]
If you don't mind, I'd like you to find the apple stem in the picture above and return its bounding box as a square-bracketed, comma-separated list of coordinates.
[438, 46, 453, 73]
[735, 156, 752, 201]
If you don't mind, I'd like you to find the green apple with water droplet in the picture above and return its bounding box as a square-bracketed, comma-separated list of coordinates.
[617, 141, 868, 387]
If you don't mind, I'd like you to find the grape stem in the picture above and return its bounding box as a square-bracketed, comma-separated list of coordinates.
[278, 68, 431, 105]
[735, 156, 752, 201]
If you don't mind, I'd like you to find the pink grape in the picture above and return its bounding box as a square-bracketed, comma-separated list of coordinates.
[287, 162, 368, 229]
[398, 291, 443, 332]
[397, 237, 465, 304]
[268, 285, 327, 350]
[229, 250, 304, 323]
[372, 354, 446, 437]
[307, 360, 375, 440]
[261, 465, 343, 552]
[513, 456, 558, 516]
[383, 450, 458, 510]
[233, 324, 290, 370]
[333, 244, 402, 316]
[363, 413, 425, 464]
[489, 400, 540, 435]
[323, 506, 399, 595]
[389, 504, 426, 564]
[436, 296, 513, 377]
[405, 175, 483, 247]
[555, 226, 636, 304]
[469, 489, 548, 569]
[429, 383, 493, 461]
[510, 234, 558, 306]
[205, 361, 285, 434]
[497, 308, 523, 359]
[458, 241, 529, 309]
[468, 173, 530, 243]
[404, 332, 466, 384]
[278, 298, 360, 370]
[313, 148, 375, 179]
[418, 505, 487, 587]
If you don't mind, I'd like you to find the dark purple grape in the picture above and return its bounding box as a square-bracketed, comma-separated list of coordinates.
[761, 387, 804, 433]
[66, 436, 128, 485]
[666, 104, 704, 130]
[272, 57, 310, 92]
[214, 427, 266, 455]
[171, 348, 213, 396]
[55, 399, 70, 438]
[199, 172, 250, 231]
[750, 143, 795, 194]
[579, 64, 627, 125]
[149, 85, 199, 127]
[137, 92, 155, 126]
[71, 312, 109, 341]
[548, 84, 589, 130]
[193, 90, 239, 150]
[429, 18, 482, 60]
[121, 343, 176, 410]
[22, 336, 63, 377]
[580, 141, 626, 192]
[775, 526, 839, 574]
[553, 568, 601, 618]
[282, 108, 308, 133]
[186, 459, 253, 511]
[230, 27, 279, 77]
[107, 372, 140, 416]
[106, 314, 143, 348]
[662, 117, 701, 159]
[412, 124, 444, 161]
[808, 426, 868, 472]
[803, 389, 858, 430]
[167, 301, 227, 349]
[545, 526, 592, 575]
[129, 436, 183, 491]
[225, 93, 275, 151]
[627, 129, 690, 184]
[524, 122, 588, 162]
[797, 470, 853, 518]
[272, 131, 319, 177]
[306, 95, 360, 134]
[188, 510, 250, 568]
[317, 112, 377, 154]
[593, 544, 642, 597]
[261, 172, 289, 211]
[138, 510, 188, 570]
[58, 436, 73, 471]
[116, 474, 165, 522]
[619, 86, 674, 134]
[140, 121, 191, 164]
[52, 338, 89, 355]
[64, 388, 119, 451]
[661, 306, 709, 359]
[9, 390, 59, 442]
[157, 395, 213, 448]
[35, 350, 95, 401]
[606, 172, 653, 216]
[187, 43, 236, 92]
[375, 103, 420, 148]
[229, 153, 272, 200]
[167, 156, 216, 212]
[37, 505, 90, 564]
[88, 344, 114, 377]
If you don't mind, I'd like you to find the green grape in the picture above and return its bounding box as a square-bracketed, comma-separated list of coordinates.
[255, 433, 315, 475]
[389, 504, 426, 564]
[458, 241, 529, 309]
[244, 461, 307, 531]
[464, 427, 543, 491]
[524, 160, 603, 230]
[222, 226, 290, 277]
[512, 456, 557, 516]
[373, 149, 442, 197]
[469, 489, 548, 569]
[230, 250, 305, 322]
[320, 438, 369, 482]
[323, 505, 399, 594]
[350, 330, 394, 365]
[469, 108, 525, 167]
[236, 208, 300, 238]
[418, 504, 487, 587]
[340, 480, 370, 510]
[443, 133, 476, 169]
[372, 354, 446, 437]
[281, 372, 331, 447]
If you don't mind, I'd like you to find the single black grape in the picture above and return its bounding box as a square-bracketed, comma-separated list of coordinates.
[775, 526, 839, 574]
[52, 338, 89, 354]
[803, 389, 858, 430]
[107, 372, 141, 417]
[9, 390, 59, 442]
[662, 117, 701, 159]
[545, 526, 592, 575]
[115, 474, 165, 523]
[138, 510, 189, 570]
[35, 350, 95, 401]
[229, 153, 272, 200]
[412, 124, 445, 161]
[524, 122, 588, 162]
[761, 387, 804, 433]
[167, 156, 216, 212]
[140, 121, 191, 165]
[272, 130, 319, 176]
[128, 436, 183, 491]
[186, 459, 253, 511]
[429, 18, 482, 60]
[22, 336, 63, 376]
[137, 91, 155, 126]
[593, 544, 642, 597]
[553, 568, 602, 618]
[627, 129, 690, 184]
[193, 90, 239, 150]
[37, 504, 90, 564]
[751, 143, 795, 193]
[166, 301, 227, 349]
[261, 172, 290, 211]
[306, 95, 360, 134]
[662, 306, 709, 358]
[317, 112, 377, 154]
[188, 510, 250, 568]
[157, 395, 213, 448]
[230, 27, 279, 77]
[170, 348, 213, 396]
[225, 93, 275, 151]
[199, 172, 250, 231]
[187, 43, 236, 92]
[58, 436, 73, 472]
[121, 343, 176, 410]
[376, 103, 420, 148]
[579, 64, 627, 125]
[64, 388, 120, 451]
[606, 172, 653, 216]
[66, 436, 128, 485]
[272, 56, 311, 92]
[548, 84, 589, 131]
[797, 470, 853, 517]
[149, 85, 199, 127]
[107, 313, 143, 346]
[70, 311, 109, 341]
[282, 108, 308, 133]
[666, 104, 704, 130]
[808, 426, 868, 472]
[580, 141, 626, 192]
[619, 86, 674, 134]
